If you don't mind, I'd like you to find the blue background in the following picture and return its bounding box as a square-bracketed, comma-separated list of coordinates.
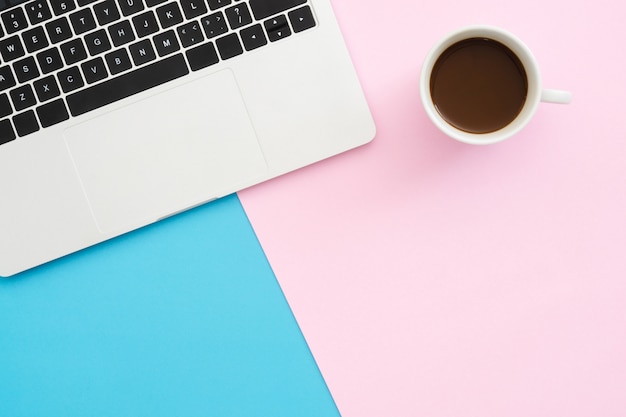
[0, 195, 340, 417]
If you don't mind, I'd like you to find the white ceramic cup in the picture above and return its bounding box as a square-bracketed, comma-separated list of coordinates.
[420, 25, 571, 145]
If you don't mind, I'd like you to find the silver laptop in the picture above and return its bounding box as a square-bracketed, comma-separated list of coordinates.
[0, 0, 375, 276]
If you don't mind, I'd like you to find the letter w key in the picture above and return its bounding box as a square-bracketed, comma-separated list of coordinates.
[0, 36, 25, 62]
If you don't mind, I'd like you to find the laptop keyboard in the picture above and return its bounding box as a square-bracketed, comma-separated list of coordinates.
[0, 0, 316, 145]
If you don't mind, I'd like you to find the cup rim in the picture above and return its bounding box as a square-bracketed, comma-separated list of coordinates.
[420, 25, 543, 145]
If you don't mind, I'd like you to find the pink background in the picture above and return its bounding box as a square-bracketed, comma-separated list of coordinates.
[239, 1, 626, 416]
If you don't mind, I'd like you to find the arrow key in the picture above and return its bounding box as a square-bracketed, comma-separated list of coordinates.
[241, 23, 267, 51]
[288, 6, 315, 33]
[264, 14, 290, 42]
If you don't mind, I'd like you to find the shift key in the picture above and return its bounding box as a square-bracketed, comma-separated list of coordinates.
[248, 0, 306, 20]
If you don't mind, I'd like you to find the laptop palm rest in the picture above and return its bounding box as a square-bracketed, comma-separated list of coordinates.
[64, 69, 267, 234]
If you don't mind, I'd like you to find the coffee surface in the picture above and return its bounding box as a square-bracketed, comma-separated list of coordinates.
[430, 38, 527, 134]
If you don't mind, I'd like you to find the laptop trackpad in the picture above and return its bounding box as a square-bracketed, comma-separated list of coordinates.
[64, 69, 267, 234]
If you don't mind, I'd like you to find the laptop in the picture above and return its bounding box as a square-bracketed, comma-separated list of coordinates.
[0, 0, 375, 276]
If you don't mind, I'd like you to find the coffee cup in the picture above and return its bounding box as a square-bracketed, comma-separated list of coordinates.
[420, 25, 571, 145]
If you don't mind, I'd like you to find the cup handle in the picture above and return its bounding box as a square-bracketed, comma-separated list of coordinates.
[541, 89, 572, 104]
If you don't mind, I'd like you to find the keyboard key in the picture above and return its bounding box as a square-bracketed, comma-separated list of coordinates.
[36, 98, 69, 127]
[129, 38, 155, 65]
[0, 119, 16, 145]
[50, 0, 77, 16]
[215, 33, 242, 60]
[180, 0, 206, 19]
[36, 47, 64, 73]
[25, 0, 53, 24]
[105, 48, 132, 74]
[33, 75, 61, 101]
[0, 35, 26, 62]
[58, 66, 84, 92]
[264, 15, 290, 42]
[153, 30, 179, 57]
[156, 2, 182, 29]
[2, 8, 29, 34]
[108, 20, 135, 46]
[225, 3, 251, 30]
[77, 0, 98, 6]
[46, 17, 73, 43]
[0, 66, 17, 92]
[69, 8, 96, 35]
[176, 21, 204, 48]
[145, 0, 166, 7]
[93, 0, 121, 25]
[265, 14, 287, 31]
[13, 110, 39, 137]
[13, 56, 40, 83]
[240, 23, 266, 51]
[132, 10, 158, 38]
[0, 93, 13, 118]
[10, 84, 37, 111]
[186, 41, 218, 71]
[22, 26, 49, 53]
[207, 0, 231, 10]
[249, 0, 305, 20]
[201, 11, 227, 39]
[84, 29, 112, 55]
[288, 5, 315, 33]
[117, 0, 144, 16]
[67, 53, 189, 116]
[60, 38, 88, 64]
[81, 57, 108, 84]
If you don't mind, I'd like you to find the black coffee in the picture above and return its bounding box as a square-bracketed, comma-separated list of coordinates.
[430, 38, 527, 134]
